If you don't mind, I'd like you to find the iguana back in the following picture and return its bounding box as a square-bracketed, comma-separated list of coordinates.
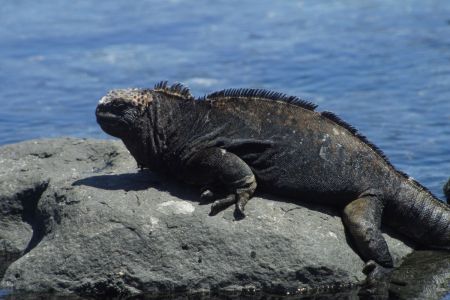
[185, 89, 395, 206]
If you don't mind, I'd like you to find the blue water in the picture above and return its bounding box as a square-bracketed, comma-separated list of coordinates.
[1, 1, 450, 199]
[4, 1, 448, 199]
[2, 2, 450, 197]
[2, 1, 450, 202]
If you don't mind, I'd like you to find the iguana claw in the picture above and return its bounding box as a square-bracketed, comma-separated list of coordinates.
[359, 260, 392, 298]
[209, 194, 236, 215]
[200, 189, 214, 201]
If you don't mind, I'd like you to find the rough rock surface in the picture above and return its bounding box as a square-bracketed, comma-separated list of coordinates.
[445, 177, 450, 201]
[388, 250, 450, 300]
[0, 138, 413, 298]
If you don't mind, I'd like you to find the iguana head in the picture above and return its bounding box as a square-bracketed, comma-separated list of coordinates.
[96, 87, 158, 169]
[96, 82, 193, 138]
[96, 82, 194, 170]
[96, 88, 153, 138]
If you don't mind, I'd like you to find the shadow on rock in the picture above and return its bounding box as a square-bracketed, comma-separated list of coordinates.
[72, 170, 200, 202]
[72, 171, 158, 191]
[256, 192, 342, 218]
[73, 170, 349, 220]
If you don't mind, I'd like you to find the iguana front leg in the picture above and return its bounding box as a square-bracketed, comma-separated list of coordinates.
[183, 147, 257, 216]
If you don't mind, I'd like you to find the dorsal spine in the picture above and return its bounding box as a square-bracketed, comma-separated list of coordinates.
[203, 88, 317, 111]
[154, 81, 194, 100]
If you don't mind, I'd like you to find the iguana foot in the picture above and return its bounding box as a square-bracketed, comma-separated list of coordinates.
[200, 188, 215, 202]
[363, 260, 392, 282]
[359, 260, 392, 298]
[210, 194, 236, 215]
[205, 179, 257, 217]
[185, 147, 257, 217]
[199, 187, 236, 214]
[235, 179, 257, 216]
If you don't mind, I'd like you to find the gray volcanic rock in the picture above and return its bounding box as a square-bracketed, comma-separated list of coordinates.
[444, 177, 450, 201]
[0, 138, 413, 298]
[388, 250, 450, 300]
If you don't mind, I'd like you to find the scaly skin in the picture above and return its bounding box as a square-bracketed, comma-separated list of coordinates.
[96, 81, 450, 273]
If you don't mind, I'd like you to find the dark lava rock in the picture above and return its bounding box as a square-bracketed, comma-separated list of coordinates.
[444, 177, 450, 201]
[388, 250, 450, 300]
[0, 138, 414, 298]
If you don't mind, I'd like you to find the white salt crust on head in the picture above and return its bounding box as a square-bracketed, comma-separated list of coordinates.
[98, 88, 153, 107]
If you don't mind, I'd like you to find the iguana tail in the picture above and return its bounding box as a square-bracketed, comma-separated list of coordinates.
[384, 178, 450, 250]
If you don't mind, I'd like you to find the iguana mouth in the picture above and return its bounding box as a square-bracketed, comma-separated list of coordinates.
[96, 111, 120, 122]
[96, 110, 125, 126]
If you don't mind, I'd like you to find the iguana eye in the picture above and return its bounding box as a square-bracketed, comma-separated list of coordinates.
[114, 101, 129, 109]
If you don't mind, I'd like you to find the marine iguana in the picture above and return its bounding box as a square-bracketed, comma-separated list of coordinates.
[96, 81, 450, 272]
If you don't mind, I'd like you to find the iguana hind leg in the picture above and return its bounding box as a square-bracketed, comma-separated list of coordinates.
[183, 147, 257, 216]
[342, 194, 393, 268]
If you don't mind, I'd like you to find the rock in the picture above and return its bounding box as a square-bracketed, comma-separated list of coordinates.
[388, 250, 450, 300]
[444, 177, 450, 201]
[0, 138, 413, 298]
